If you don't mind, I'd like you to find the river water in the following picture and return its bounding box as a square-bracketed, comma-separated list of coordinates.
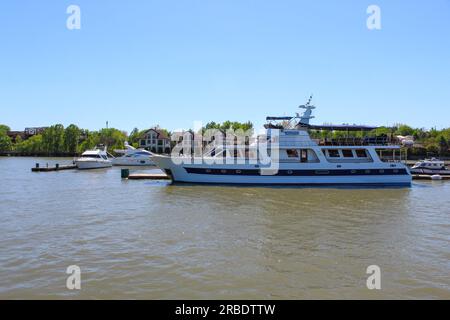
[0, 157, 449, 299]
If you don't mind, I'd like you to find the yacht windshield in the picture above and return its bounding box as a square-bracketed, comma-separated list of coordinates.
[81, 154, 101, 158]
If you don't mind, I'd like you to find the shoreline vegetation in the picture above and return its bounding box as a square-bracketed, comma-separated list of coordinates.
[0, 123, 449, 159]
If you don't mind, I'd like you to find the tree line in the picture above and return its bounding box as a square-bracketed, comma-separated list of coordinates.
[309, 124, 450, 156]
[0, 124, 129, 155]
[0, 122, 252, 155]
[1, 122, 449, 156]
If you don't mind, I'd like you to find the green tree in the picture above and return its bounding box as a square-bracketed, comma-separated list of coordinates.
[202, 121, 253, 133]
[15, 134, 43, 153]
[412, 128, 427, 140]
[240, 121, 253, 132]
[0, 134, 12, 152]
[438, 135, 448, 155]
[373, 127, 392, 137]
[15, 135, 23, 145]
[97, 128, 127, 152]
[220, 121, 232, 131]
[395, 124, 414, 136]
[78, 130, 98, 152]
[205, 121, 219, 130]
[42, 124, 65, 154]
[0, 124, 10, 135]
[0, 124, 12, 152]
[128, 128, 139, 145]
[426, 143, 440, 155]
[64, 124, 81, 153]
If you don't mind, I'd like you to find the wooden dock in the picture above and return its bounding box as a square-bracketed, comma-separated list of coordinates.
[127, 173, 171, 180]
[31, 164, 77, 172]
[120, 169, 170, 180]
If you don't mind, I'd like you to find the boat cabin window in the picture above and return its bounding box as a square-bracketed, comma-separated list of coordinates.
[342, 149, 354, 158]
[300, 149, 308, 163]
[81, 154, 101, 158]
[355, 149, 368, 158]
[327, 149, 340, 158]
[323, 148, 373, 163]
[101, 155, 108, 160]
[299, 149, 320, 163]
[280, 149, 319, 163]
[286, 149, 299, 158]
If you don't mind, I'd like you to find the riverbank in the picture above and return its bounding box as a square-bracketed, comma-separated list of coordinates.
[0, 151, 79, 157]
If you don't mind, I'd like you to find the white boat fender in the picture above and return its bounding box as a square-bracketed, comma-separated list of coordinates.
[431, 175, 443, 181]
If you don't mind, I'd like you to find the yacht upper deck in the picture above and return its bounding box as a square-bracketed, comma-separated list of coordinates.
[265, 98, 400, 148]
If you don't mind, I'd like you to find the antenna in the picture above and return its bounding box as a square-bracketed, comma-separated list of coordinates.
[306, 94, 313, 106]
[299, 95, 315, 109]
[297, 95, 315, 125]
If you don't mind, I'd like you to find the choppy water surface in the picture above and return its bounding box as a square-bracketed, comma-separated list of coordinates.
[0, 157, 449, 299]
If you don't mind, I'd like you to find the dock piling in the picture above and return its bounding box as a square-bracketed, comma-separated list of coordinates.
[121, 168, 130, 179]
[31, 164, 77, 172]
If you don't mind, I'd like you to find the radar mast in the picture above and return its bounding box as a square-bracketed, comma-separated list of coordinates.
[296, 95, 316, 127]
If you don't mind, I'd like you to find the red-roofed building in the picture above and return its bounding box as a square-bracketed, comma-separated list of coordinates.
[139, 128, 171, 154]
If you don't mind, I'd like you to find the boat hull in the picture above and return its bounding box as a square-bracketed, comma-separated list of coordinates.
[112, 158, 155, 166]
[75, 160, 112, 169]
[152, 156, 412, 186]
[410, 168, 450, 176]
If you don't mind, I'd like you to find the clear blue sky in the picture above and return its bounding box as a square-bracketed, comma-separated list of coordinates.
[1, 0, 449, 133]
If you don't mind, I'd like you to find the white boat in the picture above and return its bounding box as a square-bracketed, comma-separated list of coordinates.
[411, 158, 450, 176]
[151, 100, 412, 186]
[75, 145, 113, 169]
[112, 142, 155, 166]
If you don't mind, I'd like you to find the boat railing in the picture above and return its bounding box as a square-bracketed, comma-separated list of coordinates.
[317, 136, 397, 146]
[275, 141, 319, 147]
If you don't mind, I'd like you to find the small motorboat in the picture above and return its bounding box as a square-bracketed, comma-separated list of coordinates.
[112, 142, 155, 166]
[75, 145, 113, 169]
[410, 158, 450, 176]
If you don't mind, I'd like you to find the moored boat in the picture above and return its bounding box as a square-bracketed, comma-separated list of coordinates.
[410, 158, 450, 176]
[75, 145, 113, 169]
[112, 142, 155, 166]
[151, 100, 412, 186]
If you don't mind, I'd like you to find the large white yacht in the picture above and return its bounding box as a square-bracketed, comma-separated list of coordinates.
[112, 142, 155, 166]
[151, 100, 412, 186]
[75, 145, 113, 169]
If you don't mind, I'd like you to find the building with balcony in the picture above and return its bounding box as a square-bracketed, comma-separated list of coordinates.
[138, 128, 171, 154]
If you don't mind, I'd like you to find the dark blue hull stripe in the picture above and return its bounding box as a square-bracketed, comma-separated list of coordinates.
[172, 181, 412, 187]
[183, 168, 409, 176]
